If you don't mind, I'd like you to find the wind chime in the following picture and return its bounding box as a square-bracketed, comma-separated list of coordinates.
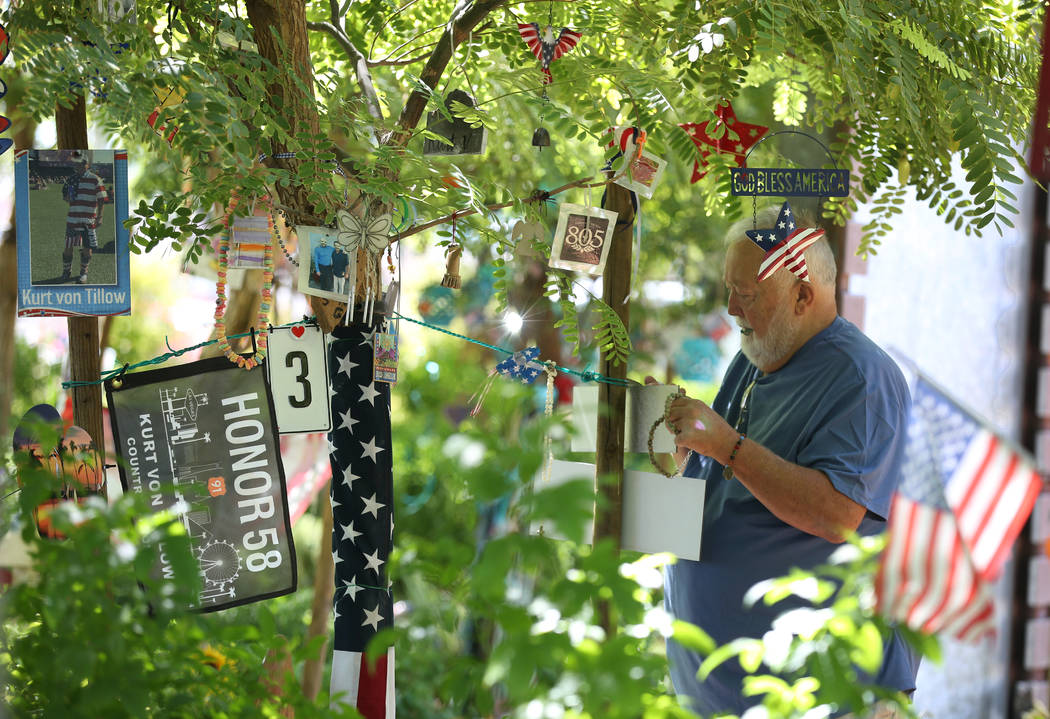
[518, 1, 581, 150]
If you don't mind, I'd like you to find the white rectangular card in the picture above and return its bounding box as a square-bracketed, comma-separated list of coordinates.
[549, 203, 618, 275]
[531, 459, 705, 560]
[265, 324, 332, 434]
[571, 384, 678, 453]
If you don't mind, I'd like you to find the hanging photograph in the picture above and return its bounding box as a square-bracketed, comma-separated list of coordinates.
[296, 224, 355, 303]
[15, 149, 131, 317]
[229, 213, 271, 269]
[549, 203, 618, 275]
[614, 150, 667, 199]
[106, 357, 297, 612]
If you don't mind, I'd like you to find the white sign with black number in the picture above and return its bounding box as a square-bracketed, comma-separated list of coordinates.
[266, 324, 332, 434]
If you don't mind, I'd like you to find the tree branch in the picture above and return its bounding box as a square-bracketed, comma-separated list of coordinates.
[392, 0, 507, 143]
[306, 17, 383, 121]
[392, 169, 634, 242]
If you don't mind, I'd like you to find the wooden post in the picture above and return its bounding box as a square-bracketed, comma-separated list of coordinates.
[302, 480, 335, 698]
[56, 95, 105, 460]
[593, 182, 636, 548]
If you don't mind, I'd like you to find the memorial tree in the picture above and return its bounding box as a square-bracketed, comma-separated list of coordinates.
[0, 1, 1042, 717]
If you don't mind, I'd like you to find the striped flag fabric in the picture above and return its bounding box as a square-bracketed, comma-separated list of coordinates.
[327, 324, 395, 718]
[876, 377, 1042, 641]
[744, 201, 824, 282]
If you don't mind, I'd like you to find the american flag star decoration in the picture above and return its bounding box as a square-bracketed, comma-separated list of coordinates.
[745, 201, 825, 283]
[679, 99, 768, 183]
[496, 347, 546, 384]
[876, 377, 1041, 641]
[327, 324, 395, 718]
[517, 23, 582, 85]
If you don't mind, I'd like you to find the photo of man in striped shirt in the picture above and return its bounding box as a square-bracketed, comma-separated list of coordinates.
[61, 150, 109, 284]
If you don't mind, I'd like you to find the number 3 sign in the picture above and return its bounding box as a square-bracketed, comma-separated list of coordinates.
[266, 324, 332, 434]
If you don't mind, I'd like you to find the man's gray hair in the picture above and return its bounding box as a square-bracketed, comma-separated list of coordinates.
[725, 205, 837, 287]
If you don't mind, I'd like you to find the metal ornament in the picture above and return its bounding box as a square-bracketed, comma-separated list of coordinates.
[531, 126, 551, 148]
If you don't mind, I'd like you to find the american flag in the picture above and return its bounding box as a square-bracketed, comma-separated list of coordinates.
[517, 22, 582, 84]
[744, 201, 824, 283]
[876, 378, 1042, 641]
[328, 324, 395, 717]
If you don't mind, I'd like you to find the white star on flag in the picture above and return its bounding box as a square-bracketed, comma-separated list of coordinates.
[359, 328, 377, 346]
[338, 407, 359, 434]
[344, 575, 363, 602]
[341, 521, 362, 544]
[337, 353, 358, 379]
[362, 605, 384, 631]
[358, 382, 381, 406]
[327, 436, 338, 455]
[361, 493, 386, 518]
[343, 467, 360, 489]
[333, 549, 343, 566]
[360, 437, 384, 462]
[363, 548, 386, 574]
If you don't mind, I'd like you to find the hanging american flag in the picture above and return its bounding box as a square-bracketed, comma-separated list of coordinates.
[744, 201, 824, 283]
[876, 377, 1042, 641]
[328, 324, 395, 718]
[517, 22, 582, 84]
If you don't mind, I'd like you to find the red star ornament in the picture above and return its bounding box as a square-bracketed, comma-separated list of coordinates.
[679, 100, 768, 183]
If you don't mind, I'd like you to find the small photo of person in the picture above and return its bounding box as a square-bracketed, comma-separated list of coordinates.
[27, 149, 118, 286]
[297, 226, 352, 302]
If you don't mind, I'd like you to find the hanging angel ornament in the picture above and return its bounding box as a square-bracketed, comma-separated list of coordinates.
[517, 23, 582, 85]
[335, 208, 393, 325]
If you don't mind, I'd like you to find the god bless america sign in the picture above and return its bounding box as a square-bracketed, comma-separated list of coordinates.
[106, 357, 296, 612]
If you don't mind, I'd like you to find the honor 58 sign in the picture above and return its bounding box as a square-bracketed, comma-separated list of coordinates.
[106, 357, 297, 612]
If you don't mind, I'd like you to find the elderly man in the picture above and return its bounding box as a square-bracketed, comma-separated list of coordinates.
[660, 204, 919, 718]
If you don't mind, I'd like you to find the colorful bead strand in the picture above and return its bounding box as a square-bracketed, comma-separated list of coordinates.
[214, 190, 276, 370]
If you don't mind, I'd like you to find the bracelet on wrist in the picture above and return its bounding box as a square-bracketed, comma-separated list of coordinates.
[722, 434, 746, 481]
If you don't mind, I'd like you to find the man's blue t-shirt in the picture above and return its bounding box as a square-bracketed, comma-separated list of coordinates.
[664, 316, 920, 716]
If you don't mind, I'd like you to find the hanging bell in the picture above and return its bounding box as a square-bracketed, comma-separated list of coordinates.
[441, 244, 462, 289]
[532, 126, 551, 148]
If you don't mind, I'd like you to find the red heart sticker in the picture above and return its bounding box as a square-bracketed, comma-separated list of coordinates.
[291, 325, 305, 338]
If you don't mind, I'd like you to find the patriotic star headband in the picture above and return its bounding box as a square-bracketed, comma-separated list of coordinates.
[744, 201, 825, 282]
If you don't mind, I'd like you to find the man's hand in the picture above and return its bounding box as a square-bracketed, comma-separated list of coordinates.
[665, 396, 737, 464]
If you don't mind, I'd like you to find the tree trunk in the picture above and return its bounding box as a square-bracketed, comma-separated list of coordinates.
[55, 95, 105, 458]
[0, 76, 35, 442]
[302, 481, 335, 699]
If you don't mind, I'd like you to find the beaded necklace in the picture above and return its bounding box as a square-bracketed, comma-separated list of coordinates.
[214, 189, 275, 370]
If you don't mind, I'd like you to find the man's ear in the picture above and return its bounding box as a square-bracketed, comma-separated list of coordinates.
[795, 280, 815, 314]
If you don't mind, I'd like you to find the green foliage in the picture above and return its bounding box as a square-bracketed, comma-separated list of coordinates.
[1, 457, 355, 718]
[693, 535, 938, 718]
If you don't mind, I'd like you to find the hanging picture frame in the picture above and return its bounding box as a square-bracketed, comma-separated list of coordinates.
[15, 149, 131, 317]
[106, 357, 297, 612]
[422, 89, 488, 156]
[615, 150, 667, 199]
[549, 203, 618, 275]
[296, 225, 355, 303]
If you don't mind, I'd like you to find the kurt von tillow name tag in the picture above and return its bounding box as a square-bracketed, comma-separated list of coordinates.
[106, 357, 297, 612]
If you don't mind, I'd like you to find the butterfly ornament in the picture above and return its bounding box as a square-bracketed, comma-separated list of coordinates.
[335, 209, 393, 325]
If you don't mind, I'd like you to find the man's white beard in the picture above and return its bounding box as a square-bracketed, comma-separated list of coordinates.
[739, 301, 801, 370]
